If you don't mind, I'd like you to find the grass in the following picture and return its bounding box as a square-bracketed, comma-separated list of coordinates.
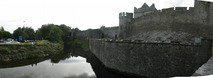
[0, 41, 63, 61]
[7, 40, 51, 45]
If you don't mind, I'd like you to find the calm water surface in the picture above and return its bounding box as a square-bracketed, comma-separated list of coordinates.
[0, 46, 135, 78]
[0, 56, 95, 78]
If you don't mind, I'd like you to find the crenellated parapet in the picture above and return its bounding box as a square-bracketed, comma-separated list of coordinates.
[119, 12, 133, 19]
[134, 3, 157, 18]
[117, 0, 213, 40]
[118, 12, 133, 39]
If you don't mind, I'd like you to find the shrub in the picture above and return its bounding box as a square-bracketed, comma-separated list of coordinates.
[0, 47, 11, 54]
[18, 47, 28, 53]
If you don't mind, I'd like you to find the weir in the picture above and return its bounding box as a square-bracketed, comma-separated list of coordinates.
[89, 39, 212, 78]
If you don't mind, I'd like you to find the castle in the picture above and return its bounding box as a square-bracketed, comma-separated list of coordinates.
[88, 1, 213, 77]
[118, 0, 213, 40]
[75, 0, 213, 42]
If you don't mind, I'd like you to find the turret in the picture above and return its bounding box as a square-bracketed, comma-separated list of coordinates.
[134, 3, 157, 18]
[118, 12, 133, 39]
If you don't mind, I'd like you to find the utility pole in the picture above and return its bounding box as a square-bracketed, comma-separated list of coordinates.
[23, 21, 25, 27]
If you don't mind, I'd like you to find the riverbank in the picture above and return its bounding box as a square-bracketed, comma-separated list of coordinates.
[0, 43, 63, 62]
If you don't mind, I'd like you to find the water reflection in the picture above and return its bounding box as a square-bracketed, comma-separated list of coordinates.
[0, 45, 144, 78]
[0, 56, 96, 78]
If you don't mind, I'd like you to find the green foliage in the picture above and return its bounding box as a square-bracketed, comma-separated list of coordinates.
[13, 27, 35, 41]
[36, 24, 64, 44]
[18, 47, 28, 53]
[0, 26, 4, 31]
[59, 24, 72, 41]
[0, 44, 63, 61]
[24, 27, 35, 40]
[0, 26, 13, 39]
[37, 24, 55, 40]
[81, 43, 89, 51]
[35, 40, 50, 45]
[48, 26, 63, 43]
[0, 47, 11, 54]
[66, 39, 89, 51]
[13, 27, 27, 41]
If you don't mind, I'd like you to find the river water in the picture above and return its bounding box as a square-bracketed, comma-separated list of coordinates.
[0, 46, 134, 78]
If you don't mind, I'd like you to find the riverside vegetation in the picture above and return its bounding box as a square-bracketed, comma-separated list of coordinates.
[0, 41, 63, 61]
[0, 24, 90, 62]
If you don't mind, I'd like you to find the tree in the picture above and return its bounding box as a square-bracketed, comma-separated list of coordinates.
[0, 26, 4, 31]
[35, 29, 42, 40]
[13, 27, 27, 41]
[38, 24, 57, 40]
[59, 24, 71, 41]
[24, 27, 35, 40]
[35, 24, 64, 43]
[0, 26, 13, 39]
[0, 31, 3, 39]
[2, 31, 12, 39]
[48, 26, 63, 43]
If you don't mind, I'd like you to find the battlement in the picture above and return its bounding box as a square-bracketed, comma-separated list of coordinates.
[95, 39, 205, 46]
[134, 3, 157, 18]
[119, 0, 213, 39]
[119, 12, 133, 18]
[162, 7, 174, 12]
[160, 7, 195, 13]
[175, 7, 187, 11]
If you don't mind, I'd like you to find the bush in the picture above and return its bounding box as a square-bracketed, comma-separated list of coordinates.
[0, 47, 11, 54]
[18, 47, 28, 53]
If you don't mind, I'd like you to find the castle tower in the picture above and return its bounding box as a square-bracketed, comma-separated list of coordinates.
[134, 3, 157, 18]
[118, 12, 133, 39]
[194, 0, 199, 7]
[194, 0, 213, 24]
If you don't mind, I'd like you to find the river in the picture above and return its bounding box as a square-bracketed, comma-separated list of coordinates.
[0, 46, 138, 78]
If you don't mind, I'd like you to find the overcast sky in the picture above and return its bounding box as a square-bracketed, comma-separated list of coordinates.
[0, 0, 212, 33]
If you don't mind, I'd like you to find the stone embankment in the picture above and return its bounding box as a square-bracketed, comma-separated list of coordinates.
[89, 39, 212, 78]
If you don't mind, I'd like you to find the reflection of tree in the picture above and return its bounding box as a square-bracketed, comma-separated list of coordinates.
[0, 57, 49, 68]
[50, 45, 79, 63]
[50, 52, 71, 63]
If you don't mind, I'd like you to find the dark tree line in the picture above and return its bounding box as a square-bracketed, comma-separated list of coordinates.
[13, 27, 35, 41]
[1, 24, 73, 44]
[0, 26, 13, 40]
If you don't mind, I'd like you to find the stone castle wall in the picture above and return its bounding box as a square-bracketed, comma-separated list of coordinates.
[113, 1, 213, 39]
[130, 5, 213, 38]
[100, 26, 118, 39]
[208, 2, 213, 25]
[75, 29, 101, 40]
[75, 26, 119, 40]
[89, 39, 212, 78]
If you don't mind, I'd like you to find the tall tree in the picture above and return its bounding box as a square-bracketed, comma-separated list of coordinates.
[59, 24, 71, 41]
[35, 29, 42, 40]
[48, 26, 63, 43]
[38, 24, 56, 40]
[0, 26, 4, 31]
[36, 24, 63, 43]
[13, 27, 27, 41]
[0, 26, 13, 39]
[24, 27, 35, 40]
